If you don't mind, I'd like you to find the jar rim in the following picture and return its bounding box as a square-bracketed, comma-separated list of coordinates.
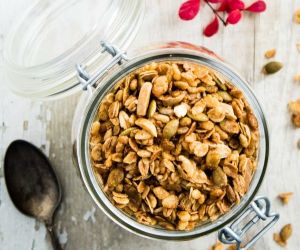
[75, 46, 269, 240]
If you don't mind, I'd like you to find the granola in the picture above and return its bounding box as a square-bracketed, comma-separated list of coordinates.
[273, 224, 292, 247]
[278, 192, 293, 205]
[264, 49, 276, 59]
[89, 61, 260, 230]
[288, 99, 300, 127]
[294, 9, 300, 24]
[210, 241, 223, 250]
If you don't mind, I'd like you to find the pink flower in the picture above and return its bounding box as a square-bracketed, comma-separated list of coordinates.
[178, 0, 266, 37]
[178, 0, 200, 20]
[226, 9, 242, 24]
[203, 16, 219, 37]
[245, 0, 266, 12]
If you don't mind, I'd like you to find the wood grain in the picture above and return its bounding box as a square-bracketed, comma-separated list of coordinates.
[0, 0, 299, 249]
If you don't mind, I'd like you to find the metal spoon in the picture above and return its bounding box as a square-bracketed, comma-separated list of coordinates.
[4, 140, 62, 250]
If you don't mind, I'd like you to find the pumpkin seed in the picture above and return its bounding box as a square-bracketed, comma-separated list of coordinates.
[263, 61, 283, 74]
[163, 119, 179, 139]
[147, 100, 156, 118]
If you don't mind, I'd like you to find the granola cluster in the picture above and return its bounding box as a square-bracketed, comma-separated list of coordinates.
[89, 61, 259, 230]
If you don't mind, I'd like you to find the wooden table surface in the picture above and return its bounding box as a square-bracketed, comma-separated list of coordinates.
[0, 0, 299, 249]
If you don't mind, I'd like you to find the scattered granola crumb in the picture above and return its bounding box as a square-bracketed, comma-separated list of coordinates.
[292, 113, 300, 127]
[298, 139, 300, 149]
[273, 224, 292, 247]
[280, 224, 292, 242]
[264, 49, 276, 59]
[297, 43, 300, 52]
[288, 99, 300, 113]
[288, 99, 300, 127]
[274, 233, 286, 247]
[294, 9, 300, 23]
[210, 241, 223, 250]
[278, 192, 293, 205]
[227, 245, 236, 250]
[294, 74, 300, 82]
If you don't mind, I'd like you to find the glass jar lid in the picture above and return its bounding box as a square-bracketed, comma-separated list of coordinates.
[3, 0, 145, 98]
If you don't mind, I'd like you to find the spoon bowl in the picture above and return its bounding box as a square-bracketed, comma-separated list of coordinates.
[4, 140, 62, 249]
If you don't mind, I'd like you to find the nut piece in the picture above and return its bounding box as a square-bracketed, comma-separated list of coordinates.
[274, 224, 292, 247]
[292, 113, 300, 127]
[280, 224, 292, 242]
[174, 103, 188, 118]
[210, 241, 223, 250]
[137, 82, 152, 116]
[278, 192, 293, 205]
[273, 233, 285, 247]
[288, 99, 300, 127]
[294, 9, 300, 23]
[288, 99, 300, 113]
[294, 74, 300, 83]
[135, 118, 157, 137]
[264, 49, 276, 59]
[152, 76, 168, 97]
[227, 245, 237, 250]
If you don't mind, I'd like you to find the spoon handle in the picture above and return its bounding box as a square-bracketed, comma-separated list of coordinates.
[47, 224, 62, 250]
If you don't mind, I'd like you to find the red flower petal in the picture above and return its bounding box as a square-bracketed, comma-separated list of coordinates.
[226, 9, 242, 24]
[226, 0, 245, 12]
[245, 0, 266, 12]
[203, 16, 219, 37]
[217, 0, 228, 11]
[179, 0, 201, 20]
[207, 0, 224, 3]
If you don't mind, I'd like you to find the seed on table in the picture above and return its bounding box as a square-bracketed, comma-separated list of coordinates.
[278, 192, 293, 205]
[262, 61, 283, 75]
[264, 49, 276, 59]
[294, 9, 300, 23]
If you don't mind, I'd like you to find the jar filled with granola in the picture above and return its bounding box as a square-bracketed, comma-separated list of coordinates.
[3, 1, 278, 248]
[72, 41, 279, 249]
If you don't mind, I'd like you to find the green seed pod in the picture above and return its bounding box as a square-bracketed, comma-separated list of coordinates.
[263, 61, 283, 74]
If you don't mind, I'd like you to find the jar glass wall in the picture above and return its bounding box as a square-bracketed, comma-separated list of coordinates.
[3, 0, 145, 99]
[72, 42, 269, 240]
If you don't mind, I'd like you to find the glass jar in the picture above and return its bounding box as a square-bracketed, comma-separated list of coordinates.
[3, 0, 145, 99]
[71, 41, 279, 249]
